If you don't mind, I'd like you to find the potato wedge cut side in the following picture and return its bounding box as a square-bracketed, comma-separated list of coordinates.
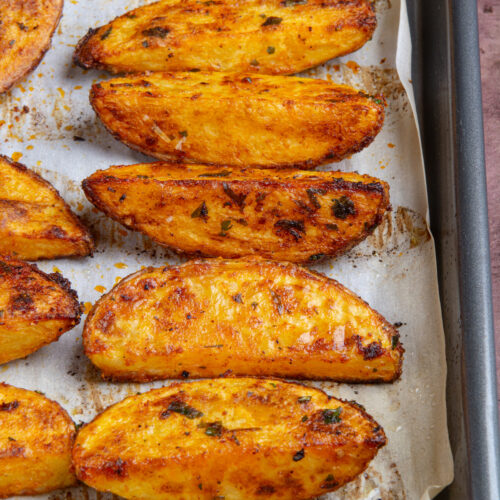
[83, 258, 403, 382]
[90, 72, 385, 168]
[0, 256, 81, 365]
[74, 0, 376, 75]
[0, 0, 63, 93]
[82, 163, 390, 263]
[0, 383, 76, 497]
[0, 155, 94, 260]
[73, 378, 386, 499]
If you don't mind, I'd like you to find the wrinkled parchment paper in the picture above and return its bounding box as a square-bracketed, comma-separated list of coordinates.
[0, 0, 454, 498]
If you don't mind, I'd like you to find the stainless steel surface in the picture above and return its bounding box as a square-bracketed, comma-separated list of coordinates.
[408, 1, 500, 498]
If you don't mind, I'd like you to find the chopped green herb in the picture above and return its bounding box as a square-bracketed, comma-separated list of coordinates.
[142, 40, 149, 47]
[7, 436, 16, 441]
[325, 474, 334, 482]
[100, 27, 112, 40]
[219, 219, 233, 236]
[241, 77, 252, 83]
[391, 334, 400, 349]
[267, 46, 275, 54]
[198, 170, 231, 177]
[309, 254, 324, 262]
[204, 421, 224, 437]
[162, 400, 203, 419]
[331, 196, 355, 219]
[293, 448, 305, 461]
[142, 26, 170, 38]
[262, 16, 283, 27]
[250, 59, 259, 66]
[191, 201, 208, 219]
[297, 396, 311, 403]
[179, 130, 188, 137]
[374, 98, 383, 104]
[283, 0, 308, 5]
[322, 407, 342, 424]
[8, 40, 15, 47]
[301, 415, 308, 422]
[270, 382, 277, 388]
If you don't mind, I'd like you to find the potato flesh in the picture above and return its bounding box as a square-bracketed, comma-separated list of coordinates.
[74, 0, 376, 75]
[90, 72, 385, 168]
[0, 383, 76, 498]
[73, 378, 386, 500]
[83, 163, 390, 263]
[84, 258, 402, 382]
[0, 256, 81, 365]
[0, 155, 94, 260]
[0, 0, 62, 93]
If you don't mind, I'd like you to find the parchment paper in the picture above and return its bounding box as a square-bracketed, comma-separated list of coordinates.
[0, 0, 454, 498]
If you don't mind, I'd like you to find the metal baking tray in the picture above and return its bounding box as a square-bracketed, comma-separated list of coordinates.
[407, 1, 500, 498]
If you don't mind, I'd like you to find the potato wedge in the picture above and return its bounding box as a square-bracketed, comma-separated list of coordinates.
[0, 256, 81, 365]
[0, 155, 94, 260]
[0, 0, 63, 93]
[0, 383, 76, 497]
[73, 378, 386, 499]
[83, 163, 390, 263]
[90, 72, 385, 168]
[83, 257, 403, 382]
[74, 0, 376, 75]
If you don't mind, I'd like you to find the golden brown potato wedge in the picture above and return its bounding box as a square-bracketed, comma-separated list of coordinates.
[0, 383, 76, 497]
[74, 0, 376, 76]
[83, 257, 403, 382]
[73, 378, 386, 499]
[82, 163, 390, 263]
[0, 0, 63, 93]
[0, 256, 81, 365]
[90, 72, 385, 168]
[0, 155, 94, 260]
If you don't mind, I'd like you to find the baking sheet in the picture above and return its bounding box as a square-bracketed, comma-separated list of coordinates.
[0, 0, 454, 498]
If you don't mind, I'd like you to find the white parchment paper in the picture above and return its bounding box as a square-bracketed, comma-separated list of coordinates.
[0, 0, 454, 498]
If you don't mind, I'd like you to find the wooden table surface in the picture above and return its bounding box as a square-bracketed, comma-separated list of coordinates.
[477, 1, 500, 402]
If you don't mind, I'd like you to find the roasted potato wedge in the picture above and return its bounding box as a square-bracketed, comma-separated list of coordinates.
[90, 72, 385, 168]
[0, 0, 63, 93]
[74, 0, 376, 75]
[83, 163, 390, 263]
[83, 257, 403, 382]
[73, 378, 386, 499]
[0, 155, 94, 260]
[0, 383, 76, 497]
[0, 256, 81, 365]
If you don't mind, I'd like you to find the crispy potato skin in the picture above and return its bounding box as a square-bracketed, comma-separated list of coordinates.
[73, 378, 386, 500]
[90, 72, 385, 168]
[0, 256, 81, 365]
[83, 163, 390, 263]
[0, 0, 63, 93]
[74, 0, 376, 75]
[83, 257, 403, 382]
[0, 155, 94, 260]
[0, 383, 76, 497]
